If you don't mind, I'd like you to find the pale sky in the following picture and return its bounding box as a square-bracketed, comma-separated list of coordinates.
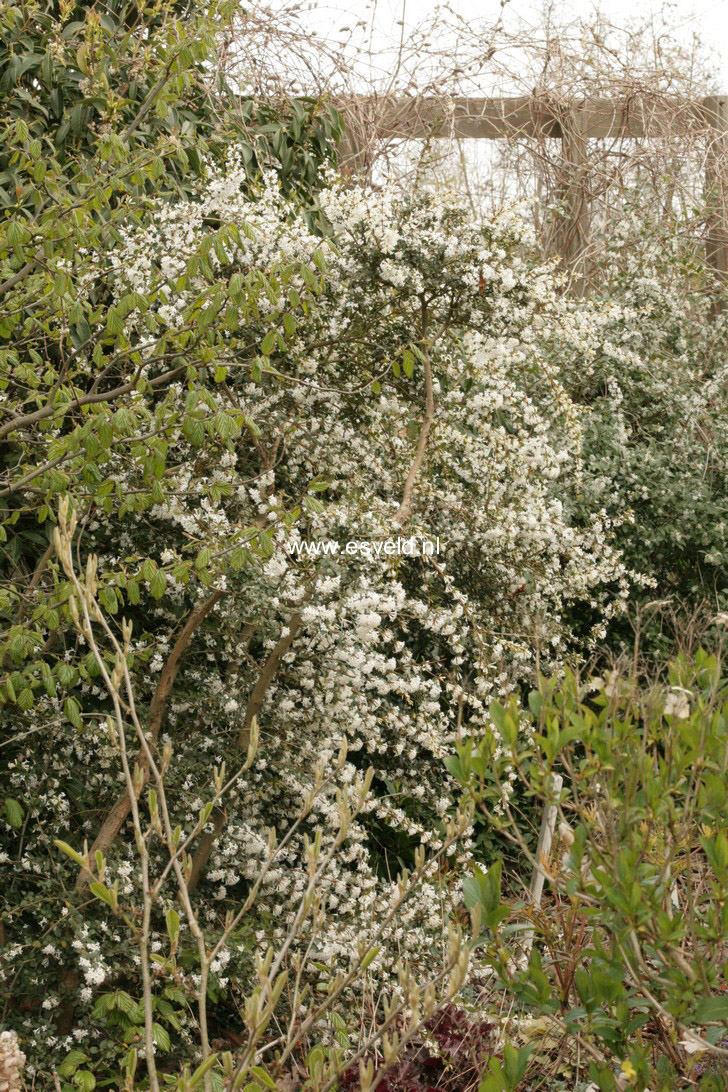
[301, 0, 728, 93]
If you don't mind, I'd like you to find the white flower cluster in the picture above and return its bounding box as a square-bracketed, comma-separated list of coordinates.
[3, 161, 645, 1065]
[543, 196, 728, 613]
[96, 166, 637, 966]
[0, 1031, 25, 1092]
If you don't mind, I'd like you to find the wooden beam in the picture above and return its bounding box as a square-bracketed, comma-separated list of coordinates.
[336, 92, 728, 291]
[338, 93, 711, 143]
[556, 104, 590, 293]
[373, 96, 561, 140]
[704, 95, 728, 282]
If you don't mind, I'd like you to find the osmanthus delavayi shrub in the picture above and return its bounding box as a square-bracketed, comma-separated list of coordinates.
[545, 195, 728, 653]
[1, 164, 641, 1080]
[31, 500, 481, 1092]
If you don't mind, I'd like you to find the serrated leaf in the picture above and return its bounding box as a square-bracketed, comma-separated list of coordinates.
[152, 1022, 170, 1052]
[105, 306, 124, 337]
[260, 329, 276, 355]
[17, 687, 34, 710]
[183, 415, 206, 447]
[166, 907, 180, 945]
[64, 696, 82, 729]
[58, 1050, 89, 1078]
[149, 569, 166, 600]
[4, 797, 24, 829]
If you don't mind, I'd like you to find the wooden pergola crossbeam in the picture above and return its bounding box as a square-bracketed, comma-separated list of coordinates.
[338, 93, 728, 285]
[343, 93, 711, 140]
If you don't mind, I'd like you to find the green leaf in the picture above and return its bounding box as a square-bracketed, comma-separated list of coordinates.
[90, 881, 114, 908]
[152, 1021, 171, 1052]
[479, 1060, 506, 1092]
[260, 329, 276, 355]
[105, 306, 124, 337]
[695, 996, 728, 1023]
[55, 840, 86, 867]
[57, 663, 75, 687]
[141, 558, 158, 583]
[528, 690, 543, 718]
[250, 1067, 276, 1090]
[17, 687, 34, 710]
[149, 569, 166, 600]
[360, 945, 380, 971]
[58, 1050, 89, 1078]
[230, 547, 249, 571]
[195, 547, 211, 571]
[99, 585, 118, 615]
[183, 415, 206, 447]
[463, 861, 505, 929]
[702, 832, 728, 875]
[502, 1042, 534, 1089]
[4, 798, 24, 829]
[64, 696, 82, 729]
[166, 907, 180, 945]
[305, 1046, 325, 1079]
[40, 661, 55, 696]
[114, 991, 136, 1016]
[125, 1049, 137, 1079]
[189, 1055, 219, 1087]
[7, 219, 28, 246]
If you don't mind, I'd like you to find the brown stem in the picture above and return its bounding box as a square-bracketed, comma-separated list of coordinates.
[0, 256, 37, 298]
[0, 454, 72, 498]
[187, 609, 306, 890]
[123, 48, 182, 141]
[238, 611, 303, 751]
[9, 538, 55, 628]
[186, 807, 228, 894]
[0, 364, 188, 441]
[54, 968, 80, 1038]
[76, 589, 223, 888]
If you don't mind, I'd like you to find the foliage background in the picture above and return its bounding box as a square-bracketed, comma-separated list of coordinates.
[1, 1, 727, 1090]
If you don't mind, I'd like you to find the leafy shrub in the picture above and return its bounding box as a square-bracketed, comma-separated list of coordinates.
[1, 166, 637, 1080]
[30, 503, 479, 1091]
[548, 195, 728, 653]
[449, 647, 728, 1091]
[0, 0, 341, 212]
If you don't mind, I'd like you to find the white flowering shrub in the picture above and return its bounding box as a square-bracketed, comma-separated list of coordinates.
[545, 195, 728, 652]
[0, 161, 636, 1082]
[0, 1031, 25, 1092]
